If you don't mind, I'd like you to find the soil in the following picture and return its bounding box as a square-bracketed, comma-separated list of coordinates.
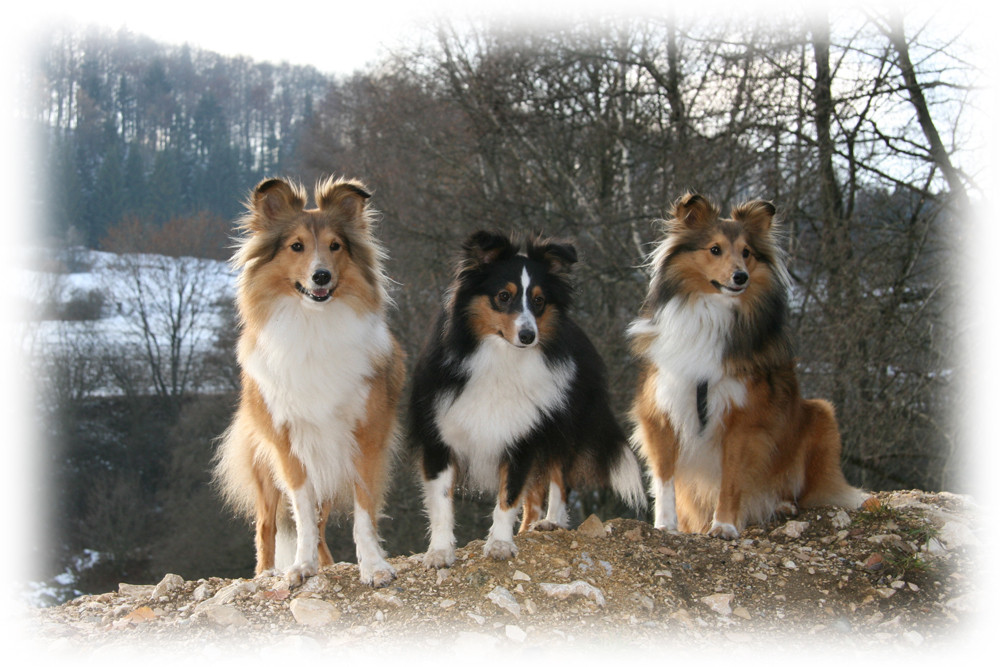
[28, 490, 981, 661]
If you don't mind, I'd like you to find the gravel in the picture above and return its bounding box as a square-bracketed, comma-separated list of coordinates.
[27, 490, 981, 661]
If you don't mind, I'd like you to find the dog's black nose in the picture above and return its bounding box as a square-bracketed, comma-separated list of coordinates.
[312, 269, 332, 286]
[733, 271, 749, 286]
[518, 329, 536, 345]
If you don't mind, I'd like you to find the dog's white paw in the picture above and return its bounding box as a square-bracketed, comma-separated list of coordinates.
[776, 501, 798, 516]
[708, 521, 739, 540]
[255, 568, 281, 579]
[285, 559, 318, 588]
[360, 559, 397, 588]
[483, 538, 518, 560]
[530, 519, 565, 532]
[423, 547, 456, 569]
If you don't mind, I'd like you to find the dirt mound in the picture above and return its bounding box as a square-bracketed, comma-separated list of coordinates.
[31, 490, 979, 659]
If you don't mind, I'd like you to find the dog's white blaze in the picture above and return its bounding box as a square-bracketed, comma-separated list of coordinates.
[433, 336, 576, 490]
[243, 296, 393, 502]
[514, 266, 538, 344]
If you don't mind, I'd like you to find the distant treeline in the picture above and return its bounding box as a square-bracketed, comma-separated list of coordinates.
[29, 26, 334, 246]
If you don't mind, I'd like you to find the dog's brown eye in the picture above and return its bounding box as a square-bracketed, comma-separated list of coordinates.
[742, 247, 751, 259]
[497, 290, 511, 303]
[291, 242, 304, 252]
[710, 245, 721, 256]
[331, 242, 341, 252]
[533, 295, 545, 310]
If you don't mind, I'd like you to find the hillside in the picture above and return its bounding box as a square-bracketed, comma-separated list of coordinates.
[30, 490, 979, 659]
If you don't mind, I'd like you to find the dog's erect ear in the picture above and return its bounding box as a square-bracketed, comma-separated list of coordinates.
[671, 193, 719, 229]
[462, 231, 516, 268]
[731, 200, 777, 232]
[250, 178, 306, 227]
[528, 238, 578, 276]
[317, 178, 371, 225]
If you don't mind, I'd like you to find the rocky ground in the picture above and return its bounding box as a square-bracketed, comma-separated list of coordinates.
[28, 491, 982, 662]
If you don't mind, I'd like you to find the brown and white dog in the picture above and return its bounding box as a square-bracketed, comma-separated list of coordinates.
[629, 193, 868, 538]
[214, 177, 404, 586]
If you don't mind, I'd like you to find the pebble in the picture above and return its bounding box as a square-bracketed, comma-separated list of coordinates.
[577, 514, 606, 538]
[203, 604, 249, 627]
[505, 625, 527, 642]
[151, 573, 184, 599]
[701, 593, 734, 616]
[539, 580, 606, 607]
[513, 570, 531, 581]
[289, 597, 340, 626]
[486, 586, 521, 617]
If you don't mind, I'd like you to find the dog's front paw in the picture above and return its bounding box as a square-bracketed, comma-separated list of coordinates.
[423, 547, 456, 569]
[360, 559, 397, 588]
[708, 520, 739, 540]
[775, 500, 798, 517]
[285, 560, 318, 588]
[483, 538, 518, 560]
[530, 519, 565, 532]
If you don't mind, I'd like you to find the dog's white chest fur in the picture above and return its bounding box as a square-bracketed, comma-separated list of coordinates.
[242, 297, 391, 498]
[630, 296, 747, 452]
[434, 337, 575, 489]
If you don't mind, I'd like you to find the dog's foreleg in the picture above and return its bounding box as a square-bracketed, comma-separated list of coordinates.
[285, 483, 320, 586]
[422, 464, 457, 568]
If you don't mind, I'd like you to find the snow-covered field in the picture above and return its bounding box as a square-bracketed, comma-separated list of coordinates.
[16, 246, 236, 396]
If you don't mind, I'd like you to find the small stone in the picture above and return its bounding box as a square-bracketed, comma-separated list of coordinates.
[539, 580, 606, 607]
[289, 597, 341, 626]
[751, 572, 767, 581]
[439, 599, 457, 609]
[939, 521, 979, 549]
[151, 573, 184, 598]
[864, 553, 884, 571]
[513, 570, 531, 581]
[505, 625, 527, 642]
[831, 510, 851, 529]
[876, 588, 896, 599]
[701, 593, 734, 616]
[205, 580, 257, 606]
[204, 605, 249, 627]
[654, 570, 672, 578]
[118, 583, 155, 598]
[783, 560, 798, 569]
[192, 583, 211, 602]
[778, 521, 810, 538]
[624, 527, 643, 541]
[467, 612, 486, 625]
[733, 606, 752, 620]
[487, 586, 521, 617]
[577, 514, 606, 538]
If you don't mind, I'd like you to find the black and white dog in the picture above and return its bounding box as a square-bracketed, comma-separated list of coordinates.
[409, 231, 646, 567]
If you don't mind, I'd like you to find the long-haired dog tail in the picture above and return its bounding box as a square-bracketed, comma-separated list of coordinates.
[610, 443, 648, 512]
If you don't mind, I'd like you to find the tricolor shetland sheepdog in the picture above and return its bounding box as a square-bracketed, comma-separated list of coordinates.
[410, 231, 646, 568]
[214, 177, 405, 587]
[629, 193, 868, 539]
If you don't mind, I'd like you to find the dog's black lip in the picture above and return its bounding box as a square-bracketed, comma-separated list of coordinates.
[710, 280, 746, 294]
[295, 281, 334, 302]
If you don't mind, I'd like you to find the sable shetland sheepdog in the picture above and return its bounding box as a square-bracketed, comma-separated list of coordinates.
[629, 193, 868, 539]
[410, 231, 646, 568]
[214, 177, 405, 587]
